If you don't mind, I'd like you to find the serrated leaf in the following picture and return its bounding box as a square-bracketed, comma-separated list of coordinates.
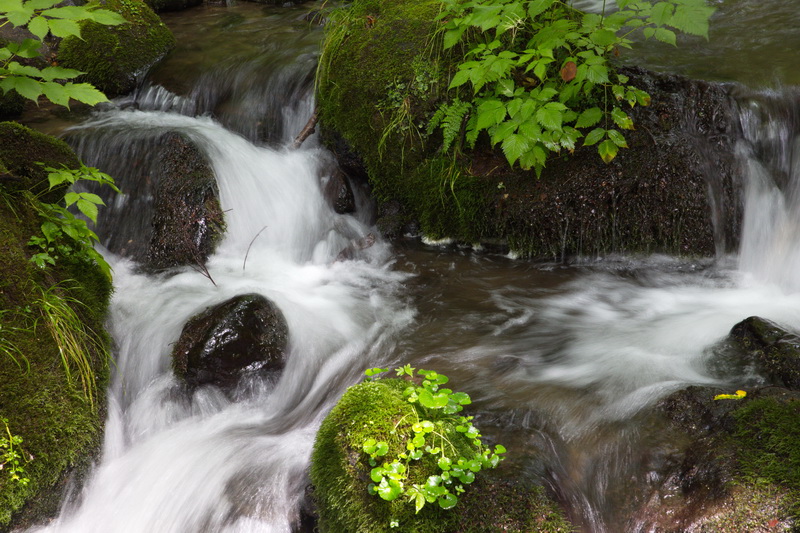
[87, 8, 126, 25]
[534, 106, 562, 131]
[449, 69, 471, 89]
[649, 1, 674, 25]
[589, 28, 618, 47]
[40, 65, 82, 81]
[475, 98, 506, 131]
[670, 3, 715, 38]
[443, 25, 467, 49]
[40, 5, 92, 20]
[654, 27, 676, 46]
[47, 18, 81, 38]
[26, 0, 61, 9]
[584, 127, 605, 146]
[5, 38, 41, 59]
[586, 63, 609, 84]
[6, 8, 34, 26]
[63, 191, 80, 206]
[27, 15, 49, 39]
[527, 0, 555, 19]
[62, 83, 108, 105]
[501, 133, 530, 167]
[0, 75, 43, 101]
[611, 108, 634, 130]
[598, 139, 619, 163]
[0, 0, 23, 12]
[607, 129, 628, 148]
[76, 198, 99, 222]
[6, 61, 41, 77]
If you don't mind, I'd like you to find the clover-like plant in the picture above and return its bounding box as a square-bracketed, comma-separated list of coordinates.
[362, 365, 505, 517]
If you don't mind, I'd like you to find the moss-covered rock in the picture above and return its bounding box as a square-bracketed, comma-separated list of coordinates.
[0, 129, 112, 530]
[310, 378, 572, 532]
[317, 0, 742, 259]
[57, 0, 175, 98]
[0, 122, 80, 203]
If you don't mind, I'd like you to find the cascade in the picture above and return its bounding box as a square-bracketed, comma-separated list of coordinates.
[21, 2, 800, 532]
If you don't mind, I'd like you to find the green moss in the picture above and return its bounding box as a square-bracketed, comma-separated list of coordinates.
[733, 396, 800, 520]
[311, 378, 573, 532]
[57, 0, 176, 97]
[0, 134, 112, 529]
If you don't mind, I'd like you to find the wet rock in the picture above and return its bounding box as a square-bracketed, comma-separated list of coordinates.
[730, 316, 800, 390]
[334, 232, 375, 262]
[146, 133, 225, 272]
[322, 168, 355, 214]
[172, 294, 289, 390]
[144, 0, 202, 13]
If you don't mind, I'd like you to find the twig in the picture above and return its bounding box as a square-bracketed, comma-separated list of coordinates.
[243, 226, 268, 271]
[291, 109, 319, 149]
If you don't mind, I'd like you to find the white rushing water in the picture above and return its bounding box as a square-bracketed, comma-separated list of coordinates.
[30, 111, 413, 533]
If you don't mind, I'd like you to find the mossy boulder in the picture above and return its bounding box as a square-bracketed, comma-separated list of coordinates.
[730, 316, 800, 389]
[0, 131, 112, 530]
[310, 377, 572, 532]
[317, 0, 742, 258]
[57, 0, 175, 98]
[144, 0, 202, 13]
[0, 122, 80, 203]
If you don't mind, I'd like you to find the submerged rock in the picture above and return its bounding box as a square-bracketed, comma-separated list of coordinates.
[146, 132, 225, 272]
[172, 294, 289, 390]
[322, 168, 356, 214]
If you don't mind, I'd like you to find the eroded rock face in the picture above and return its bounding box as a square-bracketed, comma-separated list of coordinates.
[146, 133, 225, 272]
[172, 294, 289, 390]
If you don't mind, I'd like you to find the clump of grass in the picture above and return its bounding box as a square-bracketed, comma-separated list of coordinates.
[36, 282, 110, 409]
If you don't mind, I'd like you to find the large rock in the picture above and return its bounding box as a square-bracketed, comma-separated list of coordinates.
[172, 294, 289, 390]
[146, 132, 226, 271]
[57, 0, 175, 98]
[144, 0, 202, 12]
[730, 316, 800, 390]
[317, 0, 743, 259]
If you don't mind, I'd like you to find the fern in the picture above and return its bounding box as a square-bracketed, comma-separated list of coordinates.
[429, 99, 473, 153]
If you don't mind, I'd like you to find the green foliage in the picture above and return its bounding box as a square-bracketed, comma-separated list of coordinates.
[28, 164, 119, 280]
[432, 0, 715, 174]
[0, 417, 29, 487]
[0, 0, 125, 106]
[361, 366, 505, 525]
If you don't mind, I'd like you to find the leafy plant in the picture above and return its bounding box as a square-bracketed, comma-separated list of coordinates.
[362, 366, 506, 521]
[28, 164, 119, 280]
[0, 0, 126, 106]
[36, 281, 110, 408]
[0, 417, 30, 486]
[430, 0, 715, 175]
[0, 308, 33, 372]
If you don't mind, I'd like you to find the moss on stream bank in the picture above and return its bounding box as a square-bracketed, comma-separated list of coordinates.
[0, 122, 112, 530]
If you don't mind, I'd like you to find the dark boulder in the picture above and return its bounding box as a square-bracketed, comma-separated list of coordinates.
[322, 168, 355, 214]
[172, 294, 289, 390]
[730, 316, 800, 390]
[144, 0, 203, 13]
[146, 133, 226, 272]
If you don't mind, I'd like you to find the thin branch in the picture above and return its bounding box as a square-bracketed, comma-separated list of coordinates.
[291, 109, 319, 149]
[242, 226, 268, 272]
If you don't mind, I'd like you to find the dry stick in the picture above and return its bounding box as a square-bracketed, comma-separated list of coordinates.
[242, 226, 269, 272]
[291, 109, 319, 149]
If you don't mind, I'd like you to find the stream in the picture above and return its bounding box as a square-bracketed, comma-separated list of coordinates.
[23, 0, 800, 531]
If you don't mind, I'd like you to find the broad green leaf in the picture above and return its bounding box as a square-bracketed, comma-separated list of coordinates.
[6, 61, 41, 77]
[589, 28, 617, 47]
[475, 98, 506, 131]
[671, 3, 715, 38]
[64, 191, 80, 206]
[443, 26, 468, 49]
[0, 75, 43, 101]
[643, 27, 656, 39]
[611, 108, 634, 130]
[47, 18, 81, 39]
[497, 78, 514, 97]
[78, 192, 104, 205]
[585, 63, 609, 84]
[62, 83, 108, 105]
[501, 133, 530, 167]
[598, 139, 618, 163]
[40, 5, 93, 20]
[76, 198, 99, 223]
[527, 0, 555, 19]
[41, 220, 60, 242]
[0, 48, 11, 61]
[26, 0, 62, 9]
[449, 69, 471, 89]
[5, 7, 34, 26]
[0, 0, 23, 12]
[438, 493, 458, 510]
[87, 8, 126, 25]
[607, 129, 628, 148]
[377, 479, 402, 501]
[40, 65, 83, 81]
[5, 38, 41, 59]
[27, 16, 49, 39]
[584, 127, 605, 146]
[649, 2, 674, 25]
[654, 27, 676, 46]
[534, 106, 562, 131]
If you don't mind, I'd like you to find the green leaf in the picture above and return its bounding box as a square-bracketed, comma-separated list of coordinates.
[670, 3, 715, 38]
[501, 133, 530, 167]
[64, 191, 80, 206]
[87, 8, 126, 25]
[607, 129, 628, 148]
[439, 493, 458, 510]
[47, 18, 81, 39]
[76, 198, 99, 223]
[611, 108, 634, 130]
[527, 0, 555, 19]
[575, 106, 602, 128]
[40, 5, 93, 20]
[377, 479, 402, 501]
[598, 139, 619, 163]
[475, 98, 506, 131]
[0, 76, 43, 101]
[27, 16, 49, 39]
[584, 127, 605, 146]
[62, 83, 108, 106]
[6, 7, 34, 27]
[585, 63, 609, 84]
[40, 65, 83, 81]
[0, 0, 23, 11]
[589, 28, 618, 47]
[26, 0, 62, 9]
[649, 2, 674, 25]
[654, 27, 676, 46]
[449, 69, 471, 89]
[41, 220, 60, 242]
[534, 106, 562, 131]
[443, 25, 468, 49]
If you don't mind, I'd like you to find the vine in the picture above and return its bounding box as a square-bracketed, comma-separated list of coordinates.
[430, 0, 716, 175]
